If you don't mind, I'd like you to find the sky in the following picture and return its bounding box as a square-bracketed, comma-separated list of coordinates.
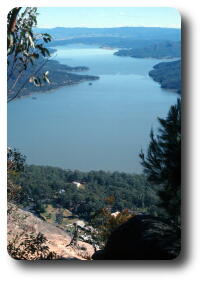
[36, 7, 181, 29]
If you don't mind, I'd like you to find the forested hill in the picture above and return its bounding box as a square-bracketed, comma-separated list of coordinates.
[149, 60, 181, 93]
[12, 165, 160, 222]
[7, 56, 99, 99]
[114, 41, 181, 59]
[21, 59, 99, 96]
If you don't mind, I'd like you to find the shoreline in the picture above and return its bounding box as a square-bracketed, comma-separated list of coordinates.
[12, 78, 99, 101]
[10, 46, 180, 102]
[114, 53, 180, 60]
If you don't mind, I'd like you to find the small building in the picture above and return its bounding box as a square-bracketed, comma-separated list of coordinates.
[74, 220, 85, 228]
[111, 211, 120, 218]
[72, 181, 82, 188]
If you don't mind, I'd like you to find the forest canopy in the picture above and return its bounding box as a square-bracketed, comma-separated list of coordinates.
[149, 60, 181, 93]
[11, 165, 161, 222]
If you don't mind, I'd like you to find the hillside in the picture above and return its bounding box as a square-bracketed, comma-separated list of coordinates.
[12, 165, 160, 223]
[8, 56, 99, 100]
[114, 41, 181, 59]
[7, 202, 95, 260]
[149, 60, 181, 93]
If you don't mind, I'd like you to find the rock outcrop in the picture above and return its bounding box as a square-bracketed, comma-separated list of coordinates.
[92, 215, 181, 260]
[8, 203, 95, 260]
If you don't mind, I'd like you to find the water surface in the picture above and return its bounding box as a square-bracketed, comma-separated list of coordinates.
[8, 44, 178, 173]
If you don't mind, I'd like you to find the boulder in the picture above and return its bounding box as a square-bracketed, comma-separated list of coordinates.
[92, 215, 180, 260]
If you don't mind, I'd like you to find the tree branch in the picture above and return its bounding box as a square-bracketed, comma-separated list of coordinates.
[7, 57, 53, 103]
[7, 7, 21, 33]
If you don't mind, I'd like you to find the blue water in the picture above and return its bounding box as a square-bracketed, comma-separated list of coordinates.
[8, 44, 178, 173]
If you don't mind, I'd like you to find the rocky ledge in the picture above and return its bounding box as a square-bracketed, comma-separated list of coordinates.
[8, 203, 95, 260]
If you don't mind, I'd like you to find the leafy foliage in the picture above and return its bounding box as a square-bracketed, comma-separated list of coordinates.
[7, 148, 26, 203]
[92, 208, 134, 244]
[8, 232, 58, 260]
[7, 148, 26, 175]
[7, 7, 52, 102]
[7, 179, 24, 204]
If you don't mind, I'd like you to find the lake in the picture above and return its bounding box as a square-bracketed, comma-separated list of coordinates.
[8, 44, 178, 173]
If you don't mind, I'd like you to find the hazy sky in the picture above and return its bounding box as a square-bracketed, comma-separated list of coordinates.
[36, 7, 181, 29]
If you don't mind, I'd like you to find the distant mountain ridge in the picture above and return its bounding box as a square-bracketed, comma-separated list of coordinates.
[35, 27, 181, 41]
[35, 27, 181, 60]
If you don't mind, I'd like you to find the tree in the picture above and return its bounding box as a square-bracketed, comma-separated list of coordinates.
[7, 7, 52, 102]
[7, 147, 25, 174]
[91, 207, 134, 246]
[7, 148, 26, 203]
[140, 99, 181, 224]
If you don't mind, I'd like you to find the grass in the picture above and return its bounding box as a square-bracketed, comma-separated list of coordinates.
[40, 204, 81, 230]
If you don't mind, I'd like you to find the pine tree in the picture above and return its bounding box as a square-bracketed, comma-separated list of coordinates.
[140, 99, 181, 224]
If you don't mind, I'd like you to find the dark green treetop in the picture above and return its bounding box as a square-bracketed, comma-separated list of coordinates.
[140, 99, 181, 224]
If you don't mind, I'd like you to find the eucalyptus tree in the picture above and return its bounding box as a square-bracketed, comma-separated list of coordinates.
[7, 7, 52, 102]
